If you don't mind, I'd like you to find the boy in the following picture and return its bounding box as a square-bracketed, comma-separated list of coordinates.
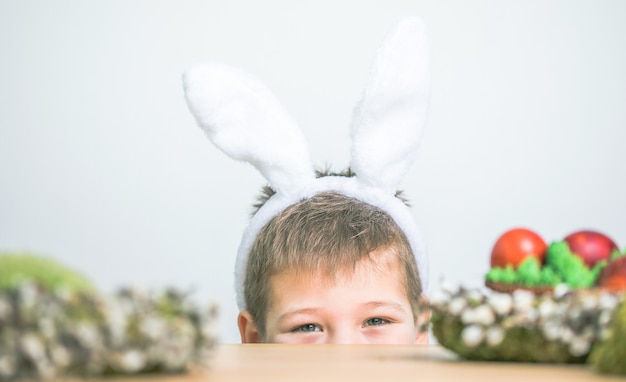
[237, 190, 429, 344]
[182, 16, 431, 344]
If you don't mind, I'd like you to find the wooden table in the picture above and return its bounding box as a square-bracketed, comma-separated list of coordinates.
[120, 345, 620, 381]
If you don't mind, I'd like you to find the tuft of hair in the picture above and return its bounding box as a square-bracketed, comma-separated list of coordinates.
[251, 167, 409, 216]
[251, 185, 276, 216]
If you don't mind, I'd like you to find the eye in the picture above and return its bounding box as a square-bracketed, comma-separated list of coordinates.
[292, 323, 321, 333]
[363, 317, 390, 327]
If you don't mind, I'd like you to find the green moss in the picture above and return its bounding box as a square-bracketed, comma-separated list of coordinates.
[610, 249, 625, 261]
[517, 257, 542, 285]
[589, 299, 626, 375]
[485, 241, 606, 288]
[538, 266, 562, 285]
[546, 242, 600, 288]
[0, 252, 94, 293]
[486, 265, 517, 284]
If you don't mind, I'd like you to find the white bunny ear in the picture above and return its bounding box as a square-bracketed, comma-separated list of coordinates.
[183, 63, 315, 195]
[350, 16, 430, 193]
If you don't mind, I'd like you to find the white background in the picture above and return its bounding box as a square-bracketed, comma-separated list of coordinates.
[1, 1, 625, 343]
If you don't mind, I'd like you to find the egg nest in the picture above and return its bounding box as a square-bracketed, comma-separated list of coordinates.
[430, 283, 623, 364]
[0, 282, 218, 381]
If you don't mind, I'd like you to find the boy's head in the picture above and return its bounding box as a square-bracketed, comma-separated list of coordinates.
[237, 191, 427, 344]
[182, 17, 431, 344]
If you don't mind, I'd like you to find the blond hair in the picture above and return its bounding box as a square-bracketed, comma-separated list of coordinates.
[243, 191, 422, 337]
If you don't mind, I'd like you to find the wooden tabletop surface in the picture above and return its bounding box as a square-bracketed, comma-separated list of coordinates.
[105, 344, 619, 382]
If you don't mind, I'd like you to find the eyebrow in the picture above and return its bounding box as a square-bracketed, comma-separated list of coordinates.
[278, 308, 322, 323]
[359, 301, 408, 314]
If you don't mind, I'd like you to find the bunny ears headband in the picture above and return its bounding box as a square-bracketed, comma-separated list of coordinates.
[183, 16, 431, 310]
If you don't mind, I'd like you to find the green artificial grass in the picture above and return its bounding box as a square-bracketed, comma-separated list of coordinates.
[486, 241, 606, 289]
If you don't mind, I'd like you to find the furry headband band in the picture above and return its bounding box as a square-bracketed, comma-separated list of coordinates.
[183, 16, 431, 310]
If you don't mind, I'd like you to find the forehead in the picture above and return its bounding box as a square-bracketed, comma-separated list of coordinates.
[268, 247, 407, 301]
[288, 246, 401, 277]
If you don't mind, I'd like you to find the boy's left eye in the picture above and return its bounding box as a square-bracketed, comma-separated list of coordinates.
[363, 317, 390, 327]
[292, 323, 321, 333]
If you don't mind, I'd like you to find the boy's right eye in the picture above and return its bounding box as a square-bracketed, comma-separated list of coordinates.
[292, 323, 321, 333]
